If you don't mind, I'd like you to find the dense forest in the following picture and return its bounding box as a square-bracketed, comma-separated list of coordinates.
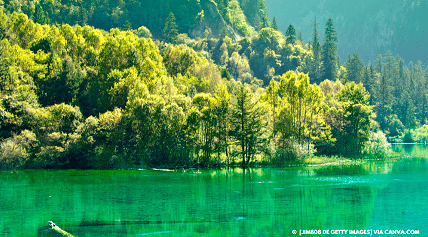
[0, 0, 426, 170]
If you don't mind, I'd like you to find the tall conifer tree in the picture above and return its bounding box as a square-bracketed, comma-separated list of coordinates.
[272, 17, 278, 30]
[310, 17, 322, 84]
[322, 18, 338, 81]
[164, 12, 178, 43]
[285, 24, 296, 45]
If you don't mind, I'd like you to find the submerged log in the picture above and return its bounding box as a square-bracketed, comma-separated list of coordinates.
[48, 221, 75, 237]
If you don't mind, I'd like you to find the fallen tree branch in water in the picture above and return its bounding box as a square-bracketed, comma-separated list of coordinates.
[48, 221, 75, 237]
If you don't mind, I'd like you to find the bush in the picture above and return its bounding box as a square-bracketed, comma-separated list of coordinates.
[363, 131, 392, 156]
[133, 26, 152, 39]
[402, 132, 414, 143]
[411, 125, 428, 144]
[0, 130, 37, 169]
[0, 139, 29, 169]
[34, 146, 65, 168]
[273, 140, 316, 163]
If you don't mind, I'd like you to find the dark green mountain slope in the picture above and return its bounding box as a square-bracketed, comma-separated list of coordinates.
[266, 0, 428, 65]
[0, 0, 269, 40]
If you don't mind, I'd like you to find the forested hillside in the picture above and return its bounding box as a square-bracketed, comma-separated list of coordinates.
[266, 0, 428, 65]
[0, 1, 426, 170]
[0, 0, 269, 40]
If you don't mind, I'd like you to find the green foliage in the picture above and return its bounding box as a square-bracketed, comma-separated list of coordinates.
[224, 0, 255, 37]
[0, 130, 36, 169]
[363, 131, 391, 157]
[402, 132, 414, 143]
[227, 52, 251, 81]
[4, 7, 426, 169]
[162, 44, 201, 77]
[277, 71, 329, 146]
[309, 17, 322, 84]
[44, 103, 83, 134]
[330, 82, 373, 156]
[164, 12, 178, 43]
[273, 140, 316, 163]
[272, 17, 278, 30]
[412, 125, 428, 144]
[322, 18, 338, 81]
[134, 26, 152, 39]
[230, 84, 267, 166]
[345, 53, 364, 83]
[285, 24, 296, 45]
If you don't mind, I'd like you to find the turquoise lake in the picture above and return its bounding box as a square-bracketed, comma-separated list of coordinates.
[1, 145, 428, 236]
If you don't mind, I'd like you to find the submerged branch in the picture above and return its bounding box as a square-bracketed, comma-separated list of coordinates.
[48, 221, 75, 237]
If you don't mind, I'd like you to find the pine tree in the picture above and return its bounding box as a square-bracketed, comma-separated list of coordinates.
[375, 54, 383, 74]
[346, 53, 364, 83]
[393, 58, 405, 101]
[368, 64, 376, 105]
[231, 84, 266, 167]
[272, 17, 278, 30]
[398, 91, 416, 129]
[285, 24, 296, 45]
[362, 65, 375, 105]
[310, 17, 322, 84]
[259, 1, 271, 29]
[297, 32, 304, 44]
[163, 12, 178, 43]
[322, 18, 338, 81]
[376, 75, 392, 130]
[123, 21, 132, 31]
[384, 51, 395, 81]
[33, 4, 49, 25]
[220, 26, 228, 39]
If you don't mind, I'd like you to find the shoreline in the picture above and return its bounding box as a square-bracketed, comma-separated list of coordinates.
[1, 155, 407, 172]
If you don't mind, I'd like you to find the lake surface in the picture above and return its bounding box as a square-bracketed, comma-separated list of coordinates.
[2, 148, 428, 236]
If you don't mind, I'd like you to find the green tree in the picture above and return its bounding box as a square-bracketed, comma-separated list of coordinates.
[375, 75, 392, 130]
[227, 52, 251, 81]
[0, 10, 7, 40]
[393, 58, 405, 100]
[220, 26, 228, 39]
[345, 53, 364, 83]
[272, 17, 278, 30]
[134, 26, 152, 38]
[163, 12, 178, 43]
[277, 71, 327, 145]
[285, 24, 296, 45]
[322, 18, 338, 81]
[33, 3, 49, 25]
[398, 91, 416, 130]
[192, 93, 216, 166]
[230, 84, 266, 167]
[212, 83, 231, 164]
[336, 82, 373, 156]
[297, 32, 304, 44]
[122, 20, 132, 31]
[309, 17, 322, 84]
[266, 78, 280, 137]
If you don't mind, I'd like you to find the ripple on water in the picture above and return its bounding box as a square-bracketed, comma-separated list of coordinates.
[233, 216, 247, 221]
[137, 231, 176, 236]
[308, 176, 376, 186]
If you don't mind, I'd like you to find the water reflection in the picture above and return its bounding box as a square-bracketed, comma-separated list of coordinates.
[1, 159, 427, 236]
[392, 143, 428, 158]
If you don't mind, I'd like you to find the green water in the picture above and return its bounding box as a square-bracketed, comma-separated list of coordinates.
[1, 156, 428, 236]
[392, 143, 428, 158]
